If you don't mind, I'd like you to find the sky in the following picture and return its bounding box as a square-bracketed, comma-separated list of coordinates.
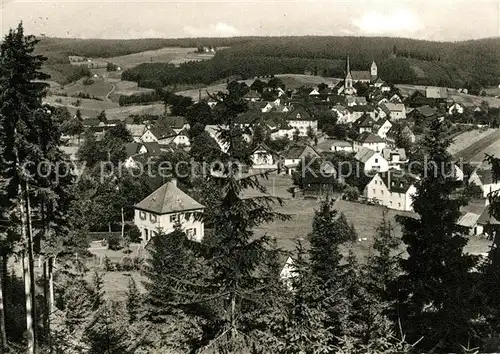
[1, 0, 499, 41]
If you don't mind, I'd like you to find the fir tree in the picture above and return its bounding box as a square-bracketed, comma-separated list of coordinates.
[90, 272, 105, 311]
[282, 239, 333, 354]
[126, 276, 141, 324]
[396, 118, 479, 351]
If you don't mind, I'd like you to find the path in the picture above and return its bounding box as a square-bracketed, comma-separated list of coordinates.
[453, 129, 500, 162]
[105, 83, 116, 101]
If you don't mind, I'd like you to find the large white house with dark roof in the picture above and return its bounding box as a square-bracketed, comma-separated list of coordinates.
[353, 132, 387, 152]
[364, 170, 417, 211]
[355, 147, 389, 172]
[134, 179, 205, 243]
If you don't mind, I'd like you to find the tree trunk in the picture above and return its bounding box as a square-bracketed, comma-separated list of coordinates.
[22, 182, 37, 353]
[43, 261, 51, 353]
[121, 207, 125, 241]
[48, 258, 54, 315]
[22, 252, 34, 354]
[0, 255, 7, 353]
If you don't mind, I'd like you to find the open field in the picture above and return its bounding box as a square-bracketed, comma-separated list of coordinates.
[453, 129, 500, 163]
[96, 47, 214, 70]
[45, 95, 119, 118]
[52, 78, 114, 99]
[104, 103, 165, 121]
[448, 128, 495, 156]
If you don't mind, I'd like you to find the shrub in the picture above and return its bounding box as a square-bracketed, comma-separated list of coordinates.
[126, 225, 142, 243]
[122, 256, 134, 271]
[107, 234, 122, 251]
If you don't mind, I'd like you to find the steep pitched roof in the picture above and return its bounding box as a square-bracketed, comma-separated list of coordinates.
[135, 181, 205, 214]
[350, 105, 375, 113]
[474, 168, 495, 185]
[149, 121, 176, 140]
[458, 212, 481, 228]
[356, 131, 385, 144]
[127, 124, 146, 137]
[477, 205, 500, 225]
[125, 142, 141, 157]
[354, 114, 376, 128]
[244, 90, 262, 99]
[378, 170, 416, 193]
[380, 102, 405, 115]
[287, 108, 313, 121]
[283, 144, 320, 159]
[142, 141, 162, 155]
[354, 147, 378, 163]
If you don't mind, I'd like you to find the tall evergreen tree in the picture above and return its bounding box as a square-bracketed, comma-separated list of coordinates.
[396, 119, 479, 351]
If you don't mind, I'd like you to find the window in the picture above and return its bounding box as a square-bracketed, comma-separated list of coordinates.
[398, 203, 401, 208]
[150, 214, 157, 223]
[373, 188, 376, 194]
[381, 190, 384, 195]
[170, 214, 177, 223]
[389, 201, 392, 205]
[144, 229, 149, 240]
[139, 211, 146, 220]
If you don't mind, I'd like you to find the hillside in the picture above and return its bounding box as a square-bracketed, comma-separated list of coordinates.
[121, 36, 500, 89]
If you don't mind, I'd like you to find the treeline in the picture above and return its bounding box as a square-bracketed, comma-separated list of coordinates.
[118, 91, 163, 106]
[121, 36, 500, 88]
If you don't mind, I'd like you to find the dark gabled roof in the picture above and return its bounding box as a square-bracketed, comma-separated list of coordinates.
[159, 116, 186, 129]
[142, 141, 162, 155]
[149, 121, 176, 140]
[135, 181, 205, 215]
[284, 144, 320, 159]
[378, 170, 416, 193]
[477, 205, 500, 225]
[354, 147, 378, 164]
[356, 131, 385, 144]
[244, 90, 262, 99]
[353, 114, 376, 128]
[415, 105, 437, 118]
[350, 105, 375, 113]
[382, 148, 407, 161]
[125, 142, 141, 157]
[286, 108, 313, 121]
[236, 110, 262, 125]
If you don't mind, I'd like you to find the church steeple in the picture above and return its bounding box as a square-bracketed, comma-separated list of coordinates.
[344, 53, 353, 95]
[346, 53, 351, 75]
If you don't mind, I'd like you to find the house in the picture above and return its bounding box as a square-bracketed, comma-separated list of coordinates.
[243, 90, 262, 102]
[353, 132, 387, 152]
[286, 109, 318, 136]
[134, 179, 205, 243]
[404, 90, 436, 108]
[457, 212, 482, 236]
[347, 105, 376, 123]
[308, 88, 320, 97]
[363, 170, 417, 211]
[448, 102, 466, 115]
[354, 147, 389, 172]
[345, 96, 367, 107]
[269, 124, 295, 140]
[374, 119, 392, 139]
[141, 121, 177, 145]
[282, 144, 321, 174]
[353, 114, 377, 134]
[330, 140, 353, 153]
[251, 143, 279, 170]
[381, 148, 408, 169]
[127, 124, 146, 142]
[261, 102, 274, 113]
[160, 116, 190, 134]
[469, 168, 500, 198]
[407, 105, 437, 122]
[161, 129, 191, 147]
[390, 93, 403, 103]
[331, 104, 349, 123]
[474, 205, 500, 236]
[207, 97, 218, 108]
[274, 105, 291, 113]
[124, 141, 164, 168]
[372, 77, 385, 88]
[378, 103, 407, 120]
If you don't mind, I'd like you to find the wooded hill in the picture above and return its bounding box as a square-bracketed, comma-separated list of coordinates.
[36, 36, 500, 88]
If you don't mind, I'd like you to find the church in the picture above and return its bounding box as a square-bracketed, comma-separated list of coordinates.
[342, 54, 378, 96]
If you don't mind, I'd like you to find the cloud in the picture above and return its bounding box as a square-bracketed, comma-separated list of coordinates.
[184, 22, 239, 37]
[352, 9, 422, 35]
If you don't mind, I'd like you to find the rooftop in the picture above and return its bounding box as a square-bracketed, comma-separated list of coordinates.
[356, 131, 385, 144]
[355, 147, 378, 164]
[135, 180, 205, 215]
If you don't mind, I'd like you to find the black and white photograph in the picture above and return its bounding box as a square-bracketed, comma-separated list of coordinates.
[1, 0, 500, 353]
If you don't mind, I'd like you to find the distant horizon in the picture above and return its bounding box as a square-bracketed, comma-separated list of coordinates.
[2, 0, 499, 42]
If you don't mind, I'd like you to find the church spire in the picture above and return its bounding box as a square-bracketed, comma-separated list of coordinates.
[346, 53, 350, 75]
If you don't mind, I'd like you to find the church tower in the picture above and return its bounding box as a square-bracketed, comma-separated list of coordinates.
[344, 53, 353, 95]
[370, 60, 378, 81]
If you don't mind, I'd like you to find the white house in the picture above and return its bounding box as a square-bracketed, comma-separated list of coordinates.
[353, 132, 387, 153]
[283, 144, 321, 174]
[330, 140, 353, 153]
[374, 119, 392, 139]
[355, 147, 389, 172]
[161, 129, 191, 147]
[363, 170, 417, 211]
[381, 148, 408, 169]
[331, 105, 349, 123]
[448, 103, 465, 115]
[134, 179, 205, 243]
[141, 122, 177, 145]
[469, 168, 500, 198]
[286, 109, 318, 137]
[378, 103, 406, 120]
[251, 143, 278, 170]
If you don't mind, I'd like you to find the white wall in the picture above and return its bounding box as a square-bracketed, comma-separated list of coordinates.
[141, 129, 158, 143]
[364, 154, 389, 172]
[134, 209, 204, 243]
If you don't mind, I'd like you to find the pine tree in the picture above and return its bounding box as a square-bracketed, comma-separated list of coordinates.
[192, 90, 290, 353]
[90, 272, 105, 311]
[396, 118, 479, 351]
[126, 276, 141, 324]
[282, 239, 333, 354]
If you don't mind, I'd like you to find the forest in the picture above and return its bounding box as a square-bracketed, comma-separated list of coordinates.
[120, 36, 500, 89]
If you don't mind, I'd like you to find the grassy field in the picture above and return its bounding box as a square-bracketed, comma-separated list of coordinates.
[448, 128, 495, 156]
[105, 103, 165, 121]
[96, 47, 213, 70]
[52, 78, 114, 100]
[45, 95, 119, 118]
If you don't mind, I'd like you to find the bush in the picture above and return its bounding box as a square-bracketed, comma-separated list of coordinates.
[107, 234, 123, 251]
[122, 256, 134, 271]
[126, 225, 142, 243]
[343, 185, 360, 201]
